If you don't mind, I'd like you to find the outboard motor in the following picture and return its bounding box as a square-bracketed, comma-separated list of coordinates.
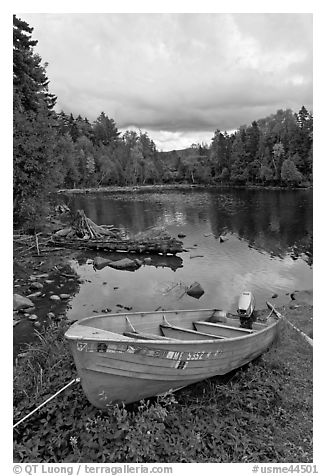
[237, 291, 255, 329]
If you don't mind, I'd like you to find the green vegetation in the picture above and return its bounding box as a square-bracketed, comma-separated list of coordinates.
[13, 312, 312, 463]
[13, 15, 313, 231]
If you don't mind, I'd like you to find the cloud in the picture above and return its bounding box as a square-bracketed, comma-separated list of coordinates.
[19, 13, 312, 150]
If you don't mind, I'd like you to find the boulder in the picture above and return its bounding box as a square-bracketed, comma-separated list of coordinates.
[30, 282, 44, 290]
[93, 256, 112, 269]
[219, 235, 228, 243]
[59, 294, 70, 300]
[94, 256, 142, 271]
[50, 295, 61, 302]
[27, 291, 42, 299]
[28, 314, 38, 321]
[13, 294, 34, 311]
[23, 307, 36, 314]
[186, 282, 205, 299]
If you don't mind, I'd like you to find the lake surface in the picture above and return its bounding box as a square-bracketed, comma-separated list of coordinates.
[63, 187, 312, 319]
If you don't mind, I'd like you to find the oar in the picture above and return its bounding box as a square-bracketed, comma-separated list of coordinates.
[266, 301, 313, 347]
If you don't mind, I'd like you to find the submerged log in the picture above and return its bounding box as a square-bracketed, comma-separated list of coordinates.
[51, 237, 183, 255]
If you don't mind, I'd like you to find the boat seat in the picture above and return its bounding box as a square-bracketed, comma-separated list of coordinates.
[160, 324, 225, 341]
[123, 331, 180, 341]
[194, 321, 254, 338]
[67, 325, 134, 341]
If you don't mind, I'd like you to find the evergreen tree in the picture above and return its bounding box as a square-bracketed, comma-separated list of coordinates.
[245, 121, 260, 163]
[210, 130, 229, 178]
[13, 15, 56, 111]
[93, 112, 120, 146]
[13, 15, 58, 227]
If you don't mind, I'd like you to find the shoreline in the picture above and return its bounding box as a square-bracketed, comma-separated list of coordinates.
[57, 182, 312, 195]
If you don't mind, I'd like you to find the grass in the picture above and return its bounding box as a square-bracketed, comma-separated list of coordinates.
[13, 315, 313, 463]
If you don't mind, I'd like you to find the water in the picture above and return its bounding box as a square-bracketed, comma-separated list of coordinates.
[63, 187, 312, 319]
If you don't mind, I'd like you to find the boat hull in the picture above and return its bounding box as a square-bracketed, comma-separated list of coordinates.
[68, 320, 279, 408]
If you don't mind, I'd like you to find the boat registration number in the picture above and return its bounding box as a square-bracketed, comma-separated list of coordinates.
[76, 341, 222, 361]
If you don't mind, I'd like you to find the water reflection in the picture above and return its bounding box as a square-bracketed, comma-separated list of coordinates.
[76, 251, 183, 272]
[64, 188, 312, 319]
[67, 189, 312, 266]
[207, 189, 312, 265]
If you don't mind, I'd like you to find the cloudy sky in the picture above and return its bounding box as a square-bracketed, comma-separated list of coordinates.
[19, 13, 312, 151]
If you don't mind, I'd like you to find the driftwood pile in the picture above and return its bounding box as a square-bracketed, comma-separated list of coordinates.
[54, 210, 121, 240]
[52, 210, 184, 256]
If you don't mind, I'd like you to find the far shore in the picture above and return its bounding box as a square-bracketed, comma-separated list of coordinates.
[57, 182, 312, 195]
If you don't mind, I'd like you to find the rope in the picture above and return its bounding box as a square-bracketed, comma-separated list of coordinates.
[13, 377, 80, 429]
[266, 301, 313, 347]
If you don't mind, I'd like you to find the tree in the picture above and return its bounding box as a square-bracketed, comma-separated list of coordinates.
[220, 167, 230, 181]
[13, 102, 58, 224]
[13, 15, 58, 227]
[13, 15, 56, 112]
[210, 130, 229, 177]
[93, 112, 120, 146]
[247, 159, 261, 183]
[74, 136, 96, 186]
[245, 121, 260, 163]
[229, 132, 248, 183]
[57, 134, 81, 188]
[260, 164, 274, 183]
[272, 142, 285, 181]
[281, 159, 302, 185]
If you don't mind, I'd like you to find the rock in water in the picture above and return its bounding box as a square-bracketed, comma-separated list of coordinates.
[59, 294, 70, 300]
[186, 282, 205, 299]
[30, 282, 44, 290]
[50, 295, 61, 301]
[93, 256, 112, 269]
[108, 258, 141, 270]
[27, 291, 42, 299]
[13, 294, 34, 311]
[94, 256, 142, 271]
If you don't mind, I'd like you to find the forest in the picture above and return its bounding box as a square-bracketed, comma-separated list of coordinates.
[13, 15, 313, 228]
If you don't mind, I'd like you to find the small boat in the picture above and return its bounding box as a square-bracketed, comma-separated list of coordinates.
[65, 301, 281, 409]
